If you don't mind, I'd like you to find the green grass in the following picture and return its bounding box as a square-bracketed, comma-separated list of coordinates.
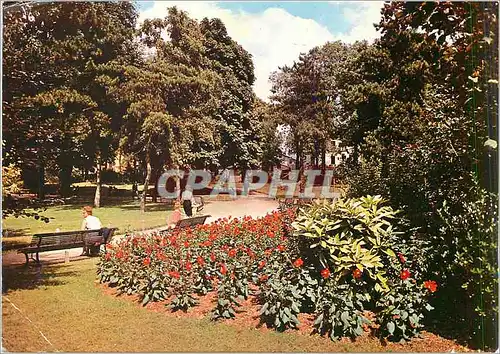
[0, 260, 356, 352]
[1, 260, 469, 352]
[2, 200, 172, 250]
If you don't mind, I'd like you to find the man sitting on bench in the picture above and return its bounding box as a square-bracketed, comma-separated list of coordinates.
[81, 206, 102, 256]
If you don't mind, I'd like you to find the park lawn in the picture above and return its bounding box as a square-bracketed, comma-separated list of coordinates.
[1, 259, 469, 353]
[1, 259, 366, 352]
[2, 201, 172, 250]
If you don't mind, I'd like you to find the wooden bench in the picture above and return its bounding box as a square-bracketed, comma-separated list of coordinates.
[158, 215, 211, 232]
[18, 227, 117, 265]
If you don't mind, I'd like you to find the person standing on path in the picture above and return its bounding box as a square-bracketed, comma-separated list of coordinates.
[180, 186, 194, 217]
[81, 206, 102, 256]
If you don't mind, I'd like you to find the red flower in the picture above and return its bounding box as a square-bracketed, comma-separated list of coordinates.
[210, 253, 216, 262]
[106, 243, 113, 250]
[168, 271, 180, 279]
[352, 268, 363, 279]
[259, 274, 269, 282]
[156, 252, 167, 261]
[321, 268, 331, 279]
[105, 252, 112, 261]
[247, 249, 256, 259]
[197, 256, 205, 266]
[400, 269, 411, 280]
[116, 250, 124, 259]
[184, 241, 190, 248]
[276, 244, 285, 252]
[264, 249, 272, 256]
[220, 263, 228, 275]
[267, 230, 275, 238]
[293, 258, 304, 268]
[424, 280, 438, 293]
[185, 262, 192, 271]
[228, 249, 237, 258]
[143, 257, 151, 266]
[397, 252, 406, 263]
[258, 260, 266, 269]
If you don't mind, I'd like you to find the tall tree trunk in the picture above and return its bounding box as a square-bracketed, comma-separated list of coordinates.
[152, 168, 159, 203]
[174, 164, 181, 200]
[241, 167, 247, 187]
[313, 139, 319, 166]
[58, 135, 73, 197]
[38, 152, 45, 199]
[94, 158, 102, 208]
[295, 140, 301, 169]
[352, 145, 359, 166]
[321, 140, 326, 171]
[59, 163, 73, 197]
[140, 149, 152, 213]
[131, 157, 138, 201]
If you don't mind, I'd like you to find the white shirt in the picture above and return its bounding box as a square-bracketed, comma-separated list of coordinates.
[181, 190, 193, 202]
[81, 215, 102, 230]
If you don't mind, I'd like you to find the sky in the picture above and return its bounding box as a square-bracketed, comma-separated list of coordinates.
[136, 1, 384, 101]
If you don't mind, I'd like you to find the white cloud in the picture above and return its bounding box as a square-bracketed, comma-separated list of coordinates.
[339, 2, 384, 43]
[139, 1, 383, 101]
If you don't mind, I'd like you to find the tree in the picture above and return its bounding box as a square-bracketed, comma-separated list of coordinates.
[200, 17, 260, 173]
[115, 8, 227, 211]
[252, 99, 283, 171]
[3, 2, 140, 206]
[270, 41, 353, 169]
[114, 7, 262, 211]
[340, 2, 498, 348]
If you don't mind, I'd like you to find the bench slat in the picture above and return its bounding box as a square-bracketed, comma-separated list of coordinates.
[18, 228, 118, 265]
[175, 215, 210, 228]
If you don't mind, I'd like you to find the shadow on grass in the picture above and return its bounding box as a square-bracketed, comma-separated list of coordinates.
[2, 262, 83, 294]
[118, 203, 173, 212]
[72, 185, 133, 197]
[49, 198, 174, 212]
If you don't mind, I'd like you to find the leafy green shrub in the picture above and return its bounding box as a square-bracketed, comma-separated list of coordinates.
[437, 186, 498, 346]
[257, 261, 317, 331]
[292, 195, 400, 292]
[291, 195, 435, 341]
[313, 280, 370, 340]
[211, 266, 248, 320]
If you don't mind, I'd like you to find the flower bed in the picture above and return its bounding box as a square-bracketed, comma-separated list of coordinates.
[97, 196, 439, 343]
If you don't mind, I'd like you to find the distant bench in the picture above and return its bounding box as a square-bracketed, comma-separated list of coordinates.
[158, 215, 211, 233]
[140, 194, 205, 213]
[18, 228, 117, 266]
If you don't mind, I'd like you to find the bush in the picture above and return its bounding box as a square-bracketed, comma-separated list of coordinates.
[292, 195, 400, 291]
[291, 195, 436, 340]
[101, 169, 122, 184]
[313, 280, 370, 341]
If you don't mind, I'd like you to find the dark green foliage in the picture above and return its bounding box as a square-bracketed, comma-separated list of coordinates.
[337, 2, 498, 349]
[3, 2, 139, 202]
[313, 281, 370, 341]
